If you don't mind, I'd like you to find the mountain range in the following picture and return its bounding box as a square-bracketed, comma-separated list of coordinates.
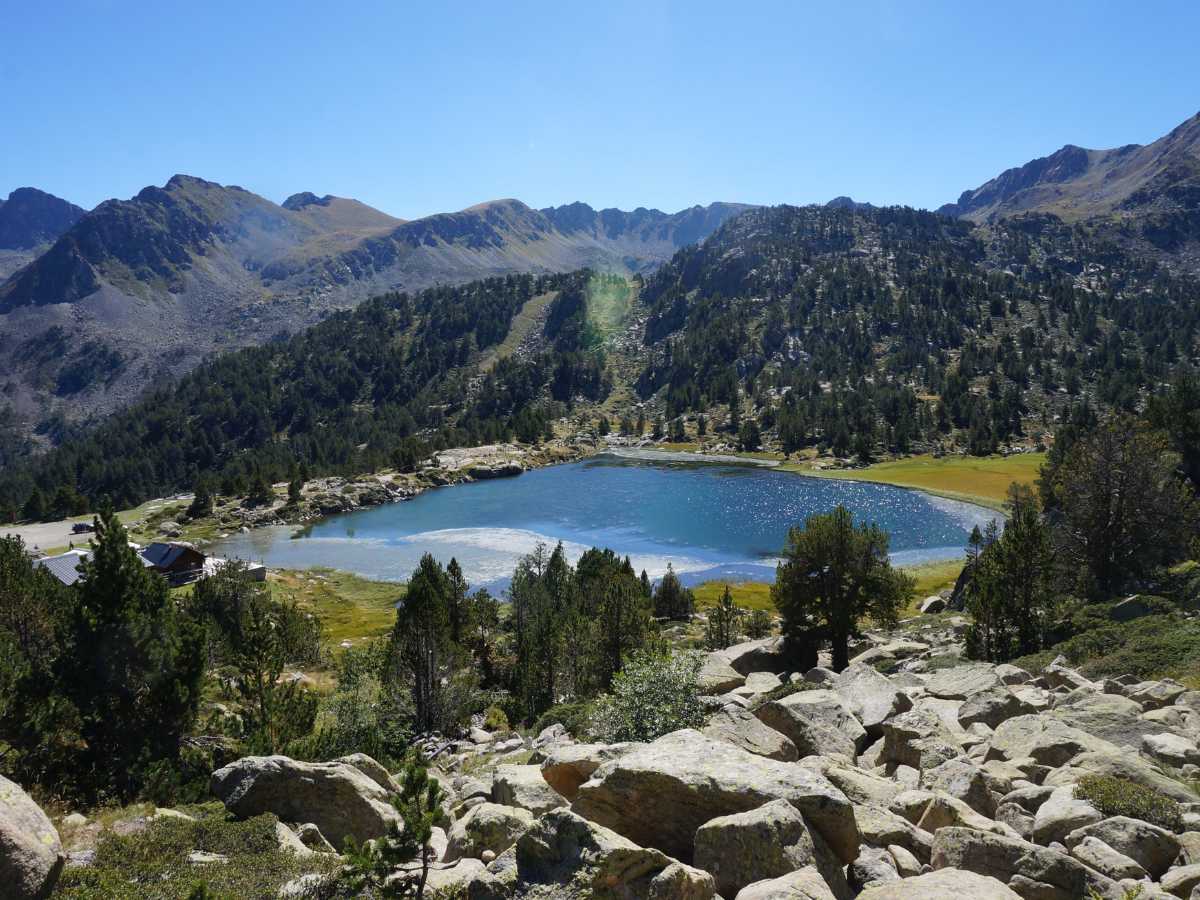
[939, 111, 1200, 271]
[0, 176, 749, 438]
[2, 109, 1198, 450]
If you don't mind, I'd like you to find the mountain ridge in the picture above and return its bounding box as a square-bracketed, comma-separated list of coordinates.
[0, 176, 750, 440]
[939, 111, 1200, 272]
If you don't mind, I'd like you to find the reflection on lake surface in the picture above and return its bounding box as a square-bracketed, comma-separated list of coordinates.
[211, 453, 998, 589]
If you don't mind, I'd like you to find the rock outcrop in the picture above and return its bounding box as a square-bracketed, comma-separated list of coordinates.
[0, 775, 64, 900]
[210, 754, 401, 847]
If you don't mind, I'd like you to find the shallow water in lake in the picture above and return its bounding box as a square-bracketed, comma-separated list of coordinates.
[211, 452, 997, 589]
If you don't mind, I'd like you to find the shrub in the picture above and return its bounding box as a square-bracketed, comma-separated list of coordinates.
[54, 806, 339, 899]
[532, 701, 594, 738]
[1075, 774, 1182, 832]
[1014, 614, 1200, 683]
[589, 649, 705, 742]
[482, 705, 510, 732]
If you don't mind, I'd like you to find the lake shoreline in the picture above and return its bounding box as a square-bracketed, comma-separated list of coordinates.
[211, 449, 998, 590]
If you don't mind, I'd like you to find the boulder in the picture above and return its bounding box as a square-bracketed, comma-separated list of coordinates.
[852, 804, 933, 863]
[920, 596, 947, 614]
[1126, 679, 1187, 711]
[718, 638, 789, 676]
[333, 753, 398, 793]
[850, 640, 930, 670]
[1162, 864, 1200, 898]
[882, 710, 963, 771]
[802, 759, 903, 807]
[734, 865, 837, 900]
[849, 846, 899, 890]
[1041, 749, 1197, 802]
[1042, 657, 1096, 692]
[996, 665, 1033, 686]
[743, 672, 784, 695]
[1049, 690, 1169, 746]
[1030, 785, 1102, 846]
[985, 714, 1120, 767]
[210, 755, 401, 848]
[699, 657, 747, 694]
[694, 799, 826, 898]
[887, 844, 921, 877]
[1068, 835, 1147, 880]
[754, 690, 864, 761]
[492, 764, 567, 815]
[1144, 732, 1200, 767]
[512, 808, 714, 899]
[571, 729, 859, 865]
[832, 664, 913, 737]
[0, 775, 64, 900]
[703, 707, 798, 761]
[444, 802, 533, 862]
[931, 826, 1120, 899]
[540, 743, 636, 801]
[924, 664, 1003, 700]
[1110, 595, 1157, 622]
[857, 868, 1022, 899]
[1064, 816, 1181, 879]
[920, 758, 996, 817]
[958, 689, 1039, 730]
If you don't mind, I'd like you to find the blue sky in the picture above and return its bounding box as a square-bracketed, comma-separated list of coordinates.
[3, 0, 1198, 218]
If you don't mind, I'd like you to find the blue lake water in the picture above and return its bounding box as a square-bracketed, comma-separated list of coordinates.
[211, 452, 998, 590]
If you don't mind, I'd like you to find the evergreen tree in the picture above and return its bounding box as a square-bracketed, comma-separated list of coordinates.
[738, 419, 762, 452]
[445, 558, 468, 647]
[21, 487, 45, 522]
[1042, 415, 1199, 594]
[388, 555, 451, 733]
[287, 473, 304, 505]
[704, 585, 741, 650]
[62, 507, 205, 799]
[234, 589, 318, 753]
[773, 505, 913, 671]
[187, 477, 214, 518]
[653, 564, 694, 621]
[342, 754, 446, 898]
[246, 469, 274, 507]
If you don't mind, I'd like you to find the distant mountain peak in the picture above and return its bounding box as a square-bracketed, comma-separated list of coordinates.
[282, 192, 331, 210]
[940, 111, 1200, 227]
[0, 187, 86, 251]
[825, 196, 874, 211]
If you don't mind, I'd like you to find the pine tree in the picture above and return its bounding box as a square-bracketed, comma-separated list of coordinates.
[773, 505, 913, 672]
[64, 506, 205, 799]
[445, 558, 468, 646]
[653, 564, 694, 621]
[388, 555, 451, 733]
[21, 487, 45, 522]
[342, 754, 446, 898]
[704, 585, 741, 650]
[187, 477, 214, 518]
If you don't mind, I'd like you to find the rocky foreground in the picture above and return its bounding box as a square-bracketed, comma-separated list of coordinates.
[10, 614, 1200, 898]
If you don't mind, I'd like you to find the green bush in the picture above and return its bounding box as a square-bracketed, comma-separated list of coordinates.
[54, 806, 340, 899]
[482, 705, 510, 732]
[1013, 614, 1200, 683]
[589, 649, 705, 742]
[532, 701, 594, 738]
[1076, 774, 1183, 832]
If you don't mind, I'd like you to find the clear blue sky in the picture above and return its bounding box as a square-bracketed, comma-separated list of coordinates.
[4, 0, 1198, 219]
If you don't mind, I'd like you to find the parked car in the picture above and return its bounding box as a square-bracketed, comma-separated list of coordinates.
[71, 522, 94, 534]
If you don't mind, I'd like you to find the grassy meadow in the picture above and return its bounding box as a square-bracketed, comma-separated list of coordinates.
[782, 452, 1045, 509]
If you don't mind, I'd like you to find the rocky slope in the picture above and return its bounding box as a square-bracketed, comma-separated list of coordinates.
[940, 110, 1200, 274]
[25, 607, 1198, 898]
[0, 187, 86, 281]
[0, 175, 747, 438]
